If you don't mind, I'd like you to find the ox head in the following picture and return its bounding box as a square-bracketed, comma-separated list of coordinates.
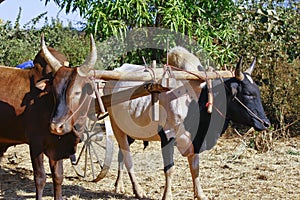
[226, 57, 270, 131]
[36, 34, 97, 136]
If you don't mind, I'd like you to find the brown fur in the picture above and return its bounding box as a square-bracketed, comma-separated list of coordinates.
[0, 47, 79, 200]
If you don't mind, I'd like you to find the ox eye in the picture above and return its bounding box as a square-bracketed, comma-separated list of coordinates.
[244, 94, 255, 100]
[74, 91, 82, 96]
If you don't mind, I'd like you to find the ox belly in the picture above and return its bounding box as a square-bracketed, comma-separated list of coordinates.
[107, 83, 198, 156]
[0, 67, 30, 144]
[107, 95, 162, 141]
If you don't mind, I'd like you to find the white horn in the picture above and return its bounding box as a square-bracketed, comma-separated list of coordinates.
[245, 57, 256, 75]
[41, 33, 62, 72]
[77, 34, 97, 77]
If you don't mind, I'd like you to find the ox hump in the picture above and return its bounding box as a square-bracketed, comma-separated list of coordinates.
[168, 46, 202, 71]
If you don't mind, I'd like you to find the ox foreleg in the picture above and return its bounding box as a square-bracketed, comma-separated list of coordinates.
[115, 148, 125, 193]
[110, 118, 146, 198]
[187, 154, 207, 200]
[115, 136, 136, 194]
[49, 159, 64, 200]
[30, 152, 46, 200]
[159, 129, 175, 200]
[115, 149, 125, 193]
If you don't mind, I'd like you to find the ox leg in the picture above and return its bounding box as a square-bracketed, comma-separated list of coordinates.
[187, 154, 207, 200]
[110, 119, 146, 198]
[49, 159, 64, 200]
[115, 147, 125, 193]
[30, 152, 46, 200]
[115, 136, 136, 194]
[0, 144, 9, 162]
[159, 129, 175, 200]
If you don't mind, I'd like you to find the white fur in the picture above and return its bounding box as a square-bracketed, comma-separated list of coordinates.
[246, 74, 254, 84]
[168, 46, 202, 71]
[104, 47, 207, 200]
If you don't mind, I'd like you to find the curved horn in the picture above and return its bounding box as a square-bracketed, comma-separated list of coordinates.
[41, 33, 62, 72]
[245, 57, 256, 75]
[77, 34, 97, 77]
[235, 56, 244, 81]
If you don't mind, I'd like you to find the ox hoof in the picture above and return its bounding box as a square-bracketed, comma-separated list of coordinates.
[162, 195, 173, 200]
[162, 190, 173, 200]
[195, 194, 208, 200]
[133, 184, 146, 198]
[115, 184, 125, 194]
[115, 179, 125, 194]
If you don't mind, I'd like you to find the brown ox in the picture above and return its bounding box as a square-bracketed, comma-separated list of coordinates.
[0, 34, 97, 200]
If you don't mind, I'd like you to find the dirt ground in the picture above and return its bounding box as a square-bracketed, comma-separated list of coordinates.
[0, 133, 299, 200]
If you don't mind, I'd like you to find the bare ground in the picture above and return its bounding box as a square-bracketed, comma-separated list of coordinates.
[0, 134, 299, 200]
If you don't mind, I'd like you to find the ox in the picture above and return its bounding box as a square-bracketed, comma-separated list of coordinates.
[103, 47, 270, 200]
[0, 34, 97, 200]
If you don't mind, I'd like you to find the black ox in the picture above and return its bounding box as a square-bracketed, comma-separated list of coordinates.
[180, 56, 270, 200]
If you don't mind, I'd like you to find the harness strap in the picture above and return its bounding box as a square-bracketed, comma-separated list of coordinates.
[64, 94, 93, 124]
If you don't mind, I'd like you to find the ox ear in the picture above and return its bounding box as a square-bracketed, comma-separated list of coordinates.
[77, 34, 97, 77]
[230, 82, 239, 96]
[83, 82, 94, 96]
[35, 79, 50, 91]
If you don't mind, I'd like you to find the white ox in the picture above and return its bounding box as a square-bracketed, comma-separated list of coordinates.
[104, 46, 207, 200]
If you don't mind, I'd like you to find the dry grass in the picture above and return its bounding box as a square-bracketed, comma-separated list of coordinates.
[0, 134, 299, 200]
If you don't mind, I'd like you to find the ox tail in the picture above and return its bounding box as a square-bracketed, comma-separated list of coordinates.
[143, 141, 149, 150]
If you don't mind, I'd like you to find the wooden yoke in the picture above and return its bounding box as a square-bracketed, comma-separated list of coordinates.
[89, 65, 235, 116]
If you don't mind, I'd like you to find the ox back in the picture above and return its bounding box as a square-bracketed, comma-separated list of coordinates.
[0, 67, 29, 147]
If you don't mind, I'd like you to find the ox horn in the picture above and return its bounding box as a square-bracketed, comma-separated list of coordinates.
[235, 56, 244, 81]
[77, 34, 97, 77]
[245, 57, 256, 75]
[41, 33, 62, 72]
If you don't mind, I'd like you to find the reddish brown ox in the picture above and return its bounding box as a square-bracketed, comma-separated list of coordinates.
[0, 34, 97, 200]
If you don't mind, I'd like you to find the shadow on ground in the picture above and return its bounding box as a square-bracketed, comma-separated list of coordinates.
[0, 167, 154, 200]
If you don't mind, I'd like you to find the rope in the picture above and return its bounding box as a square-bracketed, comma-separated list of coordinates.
[164, 64, 203, 80]
[233, 96, 266, 125]
[64, 94, 93, 124]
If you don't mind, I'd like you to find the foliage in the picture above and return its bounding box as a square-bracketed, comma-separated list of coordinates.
[45, 0, 237, 68]
[233, 0, 300, 131]
[1, 1, 299, 135]
[43, 0, 300, 134]
[0, 8, 90, 67]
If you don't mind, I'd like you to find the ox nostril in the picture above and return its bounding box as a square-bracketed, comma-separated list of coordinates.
[58, 123, 64, 129]
[263, 121, 271, 128]
[56, 123, 64, 133]
[50, 122, 64, 134]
